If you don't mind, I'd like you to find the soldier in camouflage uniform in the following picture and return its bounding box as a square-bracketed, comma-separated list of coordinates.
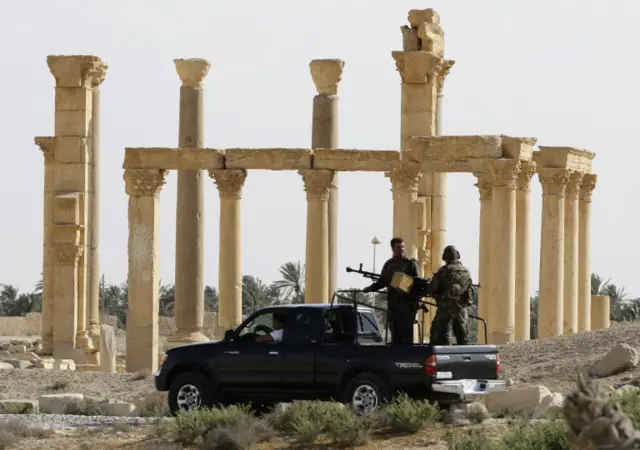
[428, 245, 474, 345]
[363, 237, 420, 345]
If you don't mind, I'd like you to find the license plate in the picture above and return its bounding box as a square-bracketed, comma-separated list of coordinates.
[436, 371, 453, 379]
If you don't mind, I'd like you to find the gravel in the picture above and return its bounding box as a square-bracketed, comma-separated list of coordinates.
[0, 413, 172, 430]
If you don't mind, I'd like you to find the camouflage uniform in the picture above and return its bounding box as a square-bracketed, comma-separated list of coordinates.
[428, 256, 473, 346]
[365, 256, 420, 345]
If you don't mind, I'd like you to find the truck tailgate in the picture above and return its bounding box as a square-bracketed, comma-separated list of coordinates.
[431, 345, 499, 381]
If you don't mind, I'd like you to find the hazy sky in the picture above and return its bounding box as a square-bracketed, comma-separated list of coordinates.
[2, 0, 638, 299]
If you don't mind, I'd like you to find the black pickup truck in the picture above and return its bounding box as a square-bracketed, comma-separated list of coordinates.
[154, 302, 506, 415]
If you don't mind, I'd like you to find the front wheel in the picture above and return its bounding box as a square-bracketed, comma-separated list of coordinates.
[342, 372, 390, 415]
[168, 371, 218, 416]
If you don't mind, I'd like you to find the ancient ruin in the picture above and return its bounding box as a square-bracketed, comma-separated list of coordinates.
[34, 8, 602, 372]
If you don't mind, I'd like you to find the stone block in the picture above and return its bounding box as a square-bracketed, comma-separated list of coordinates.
[55, 137, 89, 163]
[60, 359, 77, 371]
[123, 147, 225, 170]
[0, 362, 14, 370]
[406, 135, 503, 172]
[54, 164, 88, 192]
[485, 385, 551, 416]
[0, 399, 39, 414]
[225, 148, 312, 170]
[312, 149, 400, 171]
[591, 343, 639, 378]
[55, 87, 92, 111]
[6, 360, 33, 369]
[10, 345, 27, 353]
[536, 146, 595, 172]
[99, 399, 137, 417]
[38, 393, 84, 414]
[501, 136, 537, 161]
[54, 110, 91, 137]
[532, 392, 565, 419]
[100, 324, 117, 373]
[75, 364, 100, 372]
[116, 364, 126, 373]
[33, 359, 54, 369]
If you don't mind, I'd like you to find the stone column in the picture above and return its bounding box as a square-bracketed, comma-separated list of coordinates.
[563, 171, 584, 334]
[578, 174, 597, 332]
[46, 55, 105, 351]
[591, 295, 610, 331]
[310, 59, 344, 298]
[168, 58, 210, 348]
[299, 170, 335, 303]
[389, 162, 422, 259]
[537, 168, 570, 339]
[52, 193, 83, 360]
[486, 160, 520, 344]
[87, 65, 107, 344]
[514, 162, 536, 341]
[210, 170, 247, 330]
[34, 137, 56, 355]
[124, 168, 167, 372]
[473, 172, 492, 344]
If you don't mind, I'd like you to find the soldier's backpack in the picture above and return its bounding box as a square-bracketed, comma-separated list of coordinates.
[443, 264, 473, 308]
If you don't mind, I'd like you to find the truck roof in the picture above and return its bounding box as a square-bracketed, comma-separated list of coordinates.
[259, 303, 375, 313]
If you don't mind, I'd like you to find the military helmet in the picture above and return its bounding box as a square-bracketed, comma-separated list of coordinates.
[442, 245, 460, 262]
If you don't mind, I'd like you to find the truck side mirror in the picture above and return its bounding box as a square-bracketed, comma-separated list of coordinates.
[224, 329, 235, 341]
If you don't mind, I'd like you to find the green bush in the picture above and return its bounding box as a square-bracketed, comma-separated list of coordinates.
[379, 393, 440, 433]
[196, 419, 273, 450]
[173, 404, 259, 445]
[444, 421, 570, 450]
[324, 408, 376, 448]
[616, 387, 640, 428]
[444, 428, 494, 450]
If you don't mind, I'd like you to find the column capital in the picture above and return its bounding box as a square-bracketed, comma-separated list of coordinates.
[516, 161, 537, 192]
[299, 169, 335, 201]
[174, 58, 211, 87]
[473, 172, 493, 201]
[54, 243, 83, 265]
[35, 136, 55, 163]
[566, 171, 585, 200]
[389, 161, 422, 194]
[580, 173, 597, 202]
[486, 159, 521, 190]
[436, 59, 455, 95]
[209, 169, 247, 200]
[123, 169, 167, 198]
[47, 55, 105, 88]
[89, 61, 108, 88]
[309, 59, 345, 95]
[538, 168, 570, 197]
[391, 51, 442, 84]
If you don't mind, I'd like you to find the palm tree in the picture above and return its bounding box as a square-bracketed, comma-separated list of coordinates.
[530, 292, 539, 339]
[158, 281, 175, 317]
[242, 275, 276, 314]
[0, 284, 41, 316]
[591, 272, 637, 322]
[204, 285, 218, 312]
[273, 261, 305, 304]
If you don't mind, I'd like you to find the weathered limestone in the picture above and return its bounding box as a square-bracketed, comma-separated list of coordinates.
[486, 160, 520, 344]
[99, 324, 116, 373]
[537, 168, 570, 338]
[124, 168, 167, 372]
[310, 59, 344, 298]
[515, 162, 536, 341]
[591, 295, 611, 331]
[52, 193, 83, 360]
[388, 162, 422, 260]
[473, 173, 492, 344]
[578, 174, 597, 332]
[563, 171, 584, 334]
[210, 170, 247, 330]
[299, 170, 335, 303]
[168, 58, 210, 348]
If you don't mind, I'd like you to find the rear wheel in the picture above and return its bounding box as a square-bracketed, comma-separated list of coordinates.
[168, 371, 218, 416]
[342, 372, 390, 414]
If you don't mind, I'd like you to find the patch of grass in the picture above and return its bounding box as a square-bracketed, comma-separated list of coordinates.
[0, 420, 54, 449]
[137, 394, 171, 418]
[65, 398, 105, 416]
[616, 387, 640, 428]
[49, 380, 69, 391]
[0, 403, 31, 414]
[444, 428, 495, 450]
[444, 421, 571, 450]
[324, 407, 376, 448]
[378, 393, 440, 433]
[465, 403, 489, 424]
[196, 419, 273, 450]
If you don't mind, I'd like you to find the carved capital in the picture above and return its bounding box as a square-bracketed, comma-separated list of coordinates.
[309, 59, 344, 95]
[209, 170, 247, 200]
[35, 137, 55, 164]
[436, 59, 455, 95]
[539, 168, 570, 197]
[174, 58, 211, 87]
[473, 172, 492, 201]
[47, 55, 105, 88]
[299, 170, 335, 201]
[392, 51, 442, 84]
[516, 161, 537, 192]
[566, 171, 585, 200]
[123, 169, 167, 198]
[89, 60, 108, 88]
[55, 243, 83, 265]
[487, 160, 521, 190]
[580, 173, 597, 202]
[389, 161, 422, 194]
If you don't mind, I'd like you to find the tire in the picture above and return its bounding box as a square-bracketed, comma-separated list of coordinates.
[342, 372, 391, 415]
[168, 371, 218, 416]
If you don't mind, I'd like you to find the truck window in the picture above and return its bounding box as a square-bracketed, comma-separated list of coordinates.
[358, 311, 380, 334]
[322, 308, 356, 344]
[238, 311, 280, 337]
[286, 311, 315, 344]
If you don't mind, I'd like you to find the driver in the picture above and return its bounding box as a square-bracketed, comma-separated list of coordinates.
[255, 312, 285, 343]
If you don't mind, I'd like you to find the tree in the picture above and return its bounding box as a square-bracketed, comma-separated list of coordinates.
[591, 272, 639, 322]
[204, 286, 218, 312]
[530, 292, 539, 339]
[242, 275, 276, 315]
[158, 282, 175, 317]
[273, 261, 305, 304]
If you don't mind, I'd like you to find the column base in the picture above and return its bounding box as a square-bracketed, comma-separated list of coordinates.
[75, 331, 94, 350]
[165, 331, 209, 350]
[41, 332, 54, 355]
[53, 342, 86, 362]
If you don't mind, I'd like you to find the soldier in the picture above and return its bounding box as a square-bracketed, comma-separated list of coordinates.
[362, 237, 420, 345]
[428, 245, 474, 345]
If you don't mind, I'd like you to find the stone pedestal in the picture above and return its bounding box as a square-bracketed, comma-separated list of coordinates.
[537, 168, 570, 339]
[299, 170, 335, 303]
[563, 172, 583, 334]
[124, 169, 167, 372]
[169, 58, 211, 348]
[515, 162, 536, 341]
[473, 173, 492, 344]
[578, 174, 597, 332]
[486, 160, 520, 344]
[591, 295, 610, 331]
[210, 170, 247, 330]
[310, 59, 343, 298]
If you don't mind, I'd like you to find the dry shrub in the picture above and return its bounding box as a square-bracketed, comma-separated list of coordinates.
[0, 420, 54, 450]
[378, 393, 440, 433]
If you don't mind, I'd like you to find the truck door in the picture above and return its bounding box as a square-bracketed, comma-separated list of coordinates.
[279, 309, 321, 397]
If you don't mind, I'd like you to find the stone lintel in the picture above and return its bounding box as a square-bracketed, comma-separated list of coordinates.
[535, 146, 595, 173]
[406, 135, 503, 163]
[225, 148, 312, 170]
[312, 149, 400, 171]
[123, 148, 225, 170]
[501, 136, 537, 161]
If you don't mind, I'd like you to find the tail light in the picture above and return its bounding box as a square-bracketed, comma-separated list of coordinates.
[425, 355, 437, 377]
[496, 354, 501, 375]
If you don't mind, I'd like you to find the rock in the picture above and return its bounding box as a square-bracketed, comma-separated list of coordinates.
[38, 393, 84, 414]
[0, 399, 39, 414]
[0, 350, 11, 356]
[33, 359, 54, 369]
[133, 392, 168, 416]
[486, 385, 552, 417]
[100, 325, 117, 373]
[99, 399, 137, 417]
[532, 392, 565, 419]
[506, 378, 515, 387]
[591, 343, 639, 377]
[10, 340, 32, 346]
[9, 345, 27, 354]
[61, 359, 76, 371]
[6, 359, 33, 369]
[17, 352, 41, 361]
[0, 362, 14, 370]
